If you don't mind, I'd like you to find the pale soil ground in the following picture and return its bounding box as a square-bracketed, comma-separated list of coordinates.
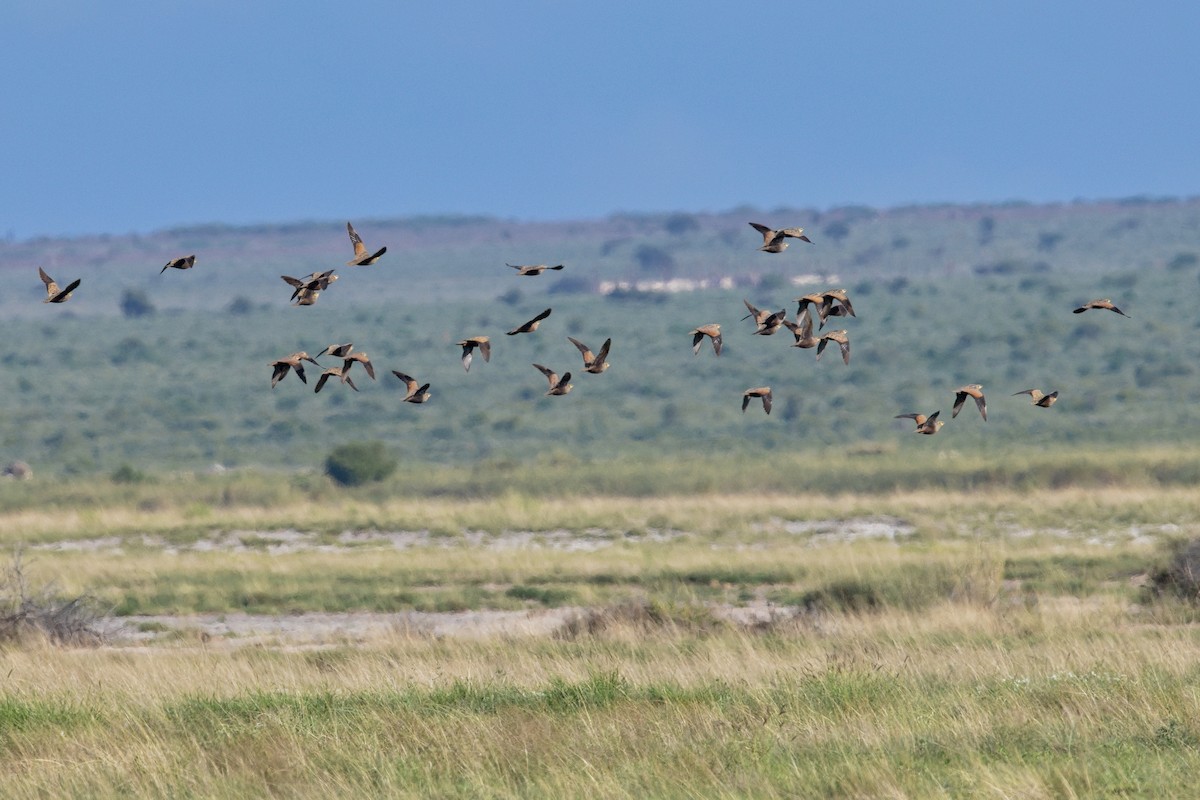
[45, 514, 1164, 650]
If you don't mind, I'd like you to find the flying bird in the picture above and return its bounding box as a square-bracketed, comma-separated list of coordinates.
[533, 363, 573, 396]
[391, 370, 432, 403]
[749, 222, 812, 253]
[38, 267, 81, 304]
[1073, 298, 1129, 317]
[270, 352, 320, 387]
[282, 270, 338, 304]
[507, 308, 552, 335]
[1013, 388, 1059, 407]
[784, 308, 819, 349]
[314, 367, 358, 394]
[342, 351, 376, 381]
[742, 386, 773, 414]
[567, 336, 612, 374]
[456, 336, 491, 372]
[345, 222, 387, 266]
[952, 384, 988, 421]
[315, 342, 355, 360]
[689, 324, 723, 356]
[161, 255, 196, 274]
[816, 330, 851, 365]
[507, 263, 564, 276]
[796, 289, 856, 329]
[895, 410, 944, 435]
[742, 299, 787, 335]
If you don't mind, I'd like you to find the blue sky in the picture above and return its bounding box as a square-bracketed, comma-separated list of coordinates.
[3, 1, 1197, 239]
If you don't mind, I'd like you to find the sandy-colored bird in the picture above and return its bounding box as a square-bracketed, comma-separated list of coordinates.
[742, 299, 787, 335]
[749, 222, 812, 253]
[456, 336, 491, 372]
[816, 330, 851, 365]
[315, 343, 355, 360]
[507, 263, 564, 276]
[895, 410, 944, 435]
[391, 370, 432, 403]
[784, 308, 819, 349]
[742, 386, 773, 415]
[952, 384, 988, 421]
[796, 289, 856, 329]
[270, 352, 320, 387]
[567, 336, 611, 374]
[282, 270, 338, 303]
[1014, 388, 1059, 407]
[533, 364, 573, 396]
[314, 367, 358, 394]
[38, 267, 81, 304]
[1073, 298, 1129, 317]
[161, 255, 196, 274]
[345, 222, 387, 266]
[689, 324, 723, 356]
[342, 351, 376, 381]
[507, 308, 552, 335]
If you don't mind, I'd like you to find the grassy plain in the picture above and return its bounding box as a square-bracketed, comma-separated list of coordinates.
[2, 456, 1200, 797]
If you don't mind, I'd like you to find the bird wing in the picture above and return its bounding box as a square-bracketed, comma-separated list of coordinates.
[38, 267, 55, 291]
[347, 222, 367, 258]
[952, 391, 968, 418]
[594, 338, 612, 364]
[51, 279, 81, 302]
[779, 228, 812, 242]
[390, 370, 418, 396]
[748, 222, 774, 244]
[567, 336, 594, 362]
[532, 363, 557, 386]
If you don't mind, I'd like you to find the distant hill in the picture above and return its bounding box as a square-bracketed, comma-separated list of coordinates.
[2, 197, 1198, 315]
[1, 197, 1198, 478]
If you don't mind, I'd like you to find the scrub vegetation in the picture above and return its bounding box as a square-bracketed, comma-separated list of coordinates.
[2, 198, 1200, 796]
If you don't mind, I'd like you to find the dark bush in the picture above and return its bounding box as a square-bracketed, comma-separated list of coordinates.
[1149, 539, 1200, 602]
[325, 441, 397, 486]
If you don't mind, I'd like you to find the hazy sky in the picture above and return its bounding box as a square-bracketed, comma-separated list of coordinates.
[3, 1, 1197, 239]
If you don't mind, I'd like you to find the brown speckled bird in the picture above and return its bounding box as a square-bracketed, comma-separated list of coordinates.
[689, 324, 723, 356]
[1014, 388, 1059, 407]
[784, 308, 819, 349]
[160, 255, 196, 274]
[567, 336, 612, 374]
[315, 342, 355, 360]
[38, 267, 81, 304]
[345, 222, 387, 266]
[506, 308, 552, 335]
[456, 336, 491, 372]
[342, 351, 376, 381]
[952, 384, 988, 421]
[796, 289, 856, 329]
[283, 270, 338, 304]
[270, 352, 320, 387]
[1073, 298, 1129, 317]
[742, 299, 787, 335]
[816, 329, 851, 365]
[508, 263, 564, 276]
[742, 387, 773, 414]
[314, 367, 358, 394]
[391, 370, 432, 403]
[533, 363, 573, 396]
[749, 222, 812, 253]
[895, 410, 944, 435]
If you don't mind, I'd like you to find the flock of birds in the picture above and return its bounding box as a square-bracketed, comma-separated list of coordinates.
[34, 220, 1131, 438]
